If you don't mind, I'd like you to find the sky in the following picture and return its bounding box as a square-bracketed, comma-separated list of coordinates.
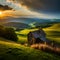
[0, 0, 60, 19]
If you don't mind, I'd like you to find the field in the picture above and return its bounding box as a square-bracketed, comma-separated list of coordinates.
[16, 23, 60, 44]
[0, 37, 60, 60]
[0, 23, 60, 60]
[44, 23, 60, 43]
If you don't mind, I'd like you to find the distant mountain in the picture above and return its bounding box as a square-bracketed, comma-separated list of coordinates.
[29, 22, 53, 28]
[2, 22, 31, 30]
[6, 18, 60, 24]
[0, 17, 60, 25]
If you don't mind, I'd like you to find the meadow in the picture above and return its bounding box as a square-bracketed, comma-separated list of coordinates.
[0, 37, 60, 60]
[16, 23, 60, 44]
[0, 23, 60, 60]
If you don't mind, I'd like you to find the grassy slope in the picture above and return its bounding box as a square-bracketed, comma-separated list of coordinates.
[44, 23, 60, 43]
[17, 23, 60, 44]
[0, 23, 60, 60]
[0, 38, 60, 60]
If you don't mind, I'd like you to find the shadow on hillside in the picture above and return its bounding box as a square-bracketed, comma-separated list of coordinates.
[47, 31, 60, 37]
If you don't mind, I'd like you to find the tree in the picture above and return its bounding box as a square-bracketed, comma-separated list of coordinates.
[0, 25, 18, 41]
[5, 27, 18, 41]
[0, 25, 5, 37]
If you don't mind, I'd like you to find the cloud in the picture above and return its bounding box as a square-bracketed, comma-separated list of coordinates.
[0, 4, 13, 11]
[0, 0, 60, 19]
[11, 0, 60, 13]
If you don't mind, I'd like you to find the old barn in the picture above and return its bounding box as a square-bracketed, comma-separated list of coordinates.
[27, 29, 51, 45]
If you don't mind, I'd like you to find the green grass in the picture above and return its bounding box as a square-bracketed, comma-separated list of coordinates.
[44, 23, 60, 43]
[16, 23, 60, 44]
[0, 23, 60, 60]
[16, 28, 38, 44]
[0, 39, 60, 60]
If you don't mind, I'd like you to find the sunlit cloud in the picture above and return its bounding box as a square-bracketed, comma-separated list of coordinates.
[0, 0, 60, 19]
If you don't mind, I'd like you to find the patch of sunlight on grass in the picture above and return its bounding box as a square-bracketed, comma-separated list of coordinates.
[0, 40, 22, 48]
[43, 24, 60, 43]
[18, 29, 38, 35]
[44, 28, 60, 32]
[18, 37, 27, 40]
[44, 23, 60, 32]
[17, 35, 27, 44]
[47, 37, 60, 43]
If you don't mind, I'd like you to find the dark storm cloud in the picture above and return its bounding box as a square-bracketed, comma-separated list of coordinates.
[0, 4, 13, 11]
[13, 0, 60, 13]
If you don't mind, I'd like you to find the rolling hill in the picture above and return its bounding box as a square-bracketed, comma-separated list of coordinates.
[44, 23, 60, 43]
[47, 23, 60, 29]
[44, 23, 60, 31]
[8, 18, 60, 24]
[16, 23, 60, 44]
[0, 18, 60, 24]
[0, 22, 60, 60]
[2, 22, 31, 30]
[0, 37, 60, 60]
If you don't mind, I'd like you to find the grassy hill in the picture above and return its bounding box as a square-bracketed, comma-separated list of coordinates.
[2, 22, 31, 30]
[0, 23, 60, 60]
[44, 23, 60, 43]
[16, 23, 60, 44]
[0, 37, 60, 60]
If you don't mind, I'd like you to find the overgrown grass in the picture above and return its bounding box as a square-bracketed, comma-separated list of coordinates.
[0, 23, 60, 60]
[0, 40, 60, 60]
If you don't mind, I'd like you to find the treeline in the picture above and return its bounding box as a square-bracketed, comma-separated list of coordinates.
[0, 25, 18, 41]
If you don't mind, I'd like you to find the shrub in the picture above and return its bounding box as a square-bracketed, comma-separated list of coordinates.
[0, 25, 18, 41]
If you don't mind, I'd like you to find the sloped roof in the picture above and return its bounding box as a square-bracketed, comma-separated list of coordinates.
[30, 30, 50, 42]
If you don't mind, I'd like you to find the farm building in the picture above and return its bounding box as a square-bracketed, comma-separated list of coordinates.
[27, 28, 51, 45]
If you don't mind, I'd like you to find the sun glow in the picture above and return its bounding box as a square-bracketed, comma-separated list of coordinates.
[0, 11, 3, 15]
[0, 11, 6, 19]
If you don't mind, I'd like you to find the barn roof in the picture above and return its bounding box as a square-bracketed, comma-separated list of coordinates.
[29, 30, 51, 43]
